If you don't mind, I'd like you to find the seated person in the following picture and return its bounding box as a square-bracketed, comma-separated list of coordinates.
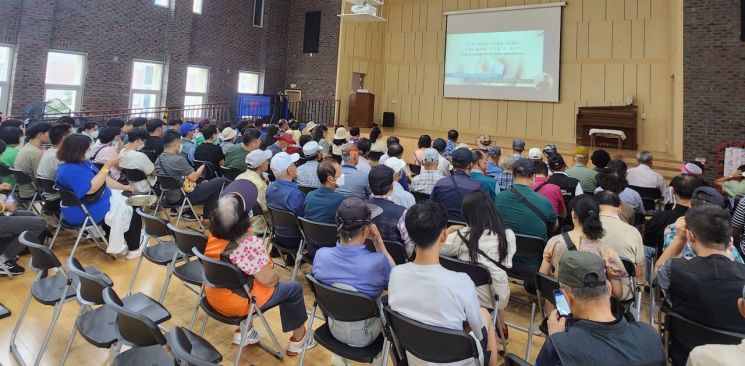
[178, 123, 197, 161]
[644, 174, 702, 250]
[90, 127, 123, 181]
[687, 286, 745, 366]
[303, 159, 347, 224]
[225, 128, 261, 172]
[154, 130, 227, 220]
[142, 118, 164, 163]
[237, 149, 273, 234]
[595, 164, 644, 215]
[355, 138, 372, 174]
[431, 138, 452, 176]
[496, 155, 516, 191]
[119, 128, 156, 195]
[336, 143, 371, 199]
[266, 151, 305, 249]
[312, 197, 395, 351]
[410, 148, 445, 195]
[193, 124, 225, 179]
[389, 201, 499, 366]
[382, 157, 415, 208]
[485, 146, 503, 178]
[470, 149, 499, 201]
[536, 251, 664, 365]
[533, 160, 566, 218]
[205, 180, 316, 355]
[367, 165, 406, 243]
[431, 147, 482, 222]
[14, 122, 51, 199]
[655, 205, 745, 365]
[0, 127, 23, 186]
[539, 195, 627, 299]
[716, 164, 745, 199]
[296, 141, 323, 188]
[443, 190, 516, 338]
[37, 124, 72, 213]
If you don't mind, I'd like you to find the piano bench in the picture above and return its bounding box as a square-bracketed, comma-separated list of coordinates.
[589, 129, 626, 149]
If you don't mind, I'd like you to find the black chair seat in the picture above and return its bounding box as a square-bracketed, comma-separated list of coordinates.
[173, 261, 204, 286]
[143, 241, 179, 265]
[313, 323, 384, 363]
[76, 306, 118, 348]
[199, 297, 246, 326]
[165, 327, 223, 364]
[121, 292, 172, 324]
[113, 344, 173, 366]
[31, 274, 77, 305]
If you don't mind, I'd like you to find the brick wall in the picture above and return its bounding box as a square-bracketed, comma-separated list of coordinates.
[683, 0, 745, 180]
[0, 0, 342, 117]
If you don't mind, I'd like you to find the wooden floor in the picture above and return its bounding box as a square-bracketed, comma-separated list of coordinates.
[0, 227, 656, 366]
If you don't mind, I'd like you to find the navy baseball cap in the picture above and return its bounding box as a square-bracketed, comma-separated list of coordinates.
[452, 147, 475, 165]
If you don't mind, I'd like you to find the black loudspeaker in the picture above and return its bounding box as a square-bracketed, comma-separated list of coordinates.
[382, 112, 395, 127]
[303, 11, 321, 54]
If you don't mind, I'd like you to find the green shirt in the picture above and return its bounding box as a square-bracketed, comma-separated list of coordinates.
[0, 146, 19, 185]
[566, 164, 598, 193]
[723, 180, 745, 198]
[495, 183, 557, 241]
[224, 144, 249, 171]
[470, 170, 498, 201]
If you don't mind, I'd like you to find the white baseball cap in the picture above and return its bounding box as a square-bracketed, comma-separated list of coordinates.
[270, 152, 300, 175]
[245, 149, 273, 169]
[384, 157, 407, 174]
[528, 147, 543, 160]
[302, 141, 320, 158]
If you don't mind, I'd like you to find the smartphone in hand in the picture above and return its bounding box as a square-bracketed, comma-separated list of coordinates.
[554, 290, 572, 317]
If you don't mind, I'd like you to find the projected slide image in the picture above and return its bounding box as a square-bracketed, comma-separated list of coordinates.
[445, 30, 550, 90]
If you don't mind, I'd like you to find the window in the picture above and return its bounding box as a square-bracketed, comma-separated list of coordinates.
[253, 0, 264, 27]
[130, 61, 164, 116]
[238, 71, 260, 94]
[0, 45, 12, 114]
[154, 0, 169, 7]
[184, 66, 209, 118]
[44, 51, 86, 112]
[193, 0, 203, 13]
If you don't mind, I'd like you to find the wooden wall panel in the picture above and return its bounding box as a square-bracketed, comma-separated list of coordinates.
[335, 0, 679, 154]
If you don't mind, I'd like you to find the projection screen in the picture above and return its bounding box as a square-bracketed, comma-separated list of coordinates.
[444, 4, 563, 102]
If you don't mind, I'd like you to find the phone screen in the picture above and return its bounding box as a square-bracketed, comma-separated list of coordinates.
[554, 290, 571, 317]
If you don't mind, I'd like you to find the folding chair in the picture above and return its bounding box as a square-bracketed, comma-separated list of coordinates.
[368, 151, 384, 162]
[298, 185, 317, 195]
[448, 220, 467, 227]
[102, 287, 222, 366]
[411, 191, 430, 203]
[503, 353, 532, 366]
[126, 209, 180, 300]
[298, 275, 391, 366]
[10, 231, 78, 366]
[297, 216, 338, 261]
[439, 256, 506, 353]
[191, 248, 285, 365]
[156, 175, 205, 232]
[35, 176, 59, 217]
[251, 201, 270, 241]
[193, 160, 217, 179]
[167, 327, 224, 366]
[621, 257, 642, 321]
[383, 306, 481, 366]
[10, 167, 39, 213]
[0, 163, 11, 184]
[663, 311, 745, 366]
[168, 223, 208, 329]
[628, 185, 662, 213]
[48, 188, 110, 257]
[61, 257, 171, 364]
[268, 206, 305, 280]
[220, 166, 242, 182]
[408, 164, 421, 176]
[384, 241, 409, 265]
[121, 168, 156, 196]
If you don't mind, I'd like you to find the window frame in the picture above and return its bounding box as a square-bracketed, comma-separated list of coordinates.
[253, 0, 264, 28]
[154, 0, 170, 8]
[237, 70, 261, 94]
[184, 65, 210, 118]
[193, 0, 203, 14]
[0, 44, 14, 115]
[129, 60, 165, 116]
[44, 50, 87, 112]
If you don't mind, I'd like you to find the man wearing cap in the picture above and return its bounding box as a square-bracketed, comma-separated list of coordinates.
[566, 146, 598, 194]
[627, 151, 665, 196]
[266, 151, 305, 217]
[470, 150, 499, 201]
[547, 154, 583, 215]
[486, 146, 503, 178]
[383, 157, 416, 208]
[237, 149, 273, 233]
[269, 133, 296, 156]
[536, 251, 663, 366]
[303, 159, 347, 224]
[528, 147, 543, 161]
[431, 147, 483, 222]
[225, 128, 261, 172]
[311, 197, 395, 352]
[355, 138, 372, 174]
[367, 165, 407, 242]
[476, 134, 494, 152]
[512, 139, 525, 160]
[411, 148, 445, 195]
[296, 141, 323, 188]
[643, 175, 702, 251]
[432, 138, 452, 176]
[336, 143, 371, 200]
[655, 205, 745, 364]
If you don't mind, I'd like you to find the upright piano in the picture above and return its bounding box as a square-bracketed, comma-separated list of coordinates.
[576, 105, 638, 150]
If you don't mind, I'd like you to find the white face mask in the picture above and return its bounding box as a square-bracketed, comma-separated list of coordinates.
[89, 130, 99, 139]
[336, 173, 346, 187]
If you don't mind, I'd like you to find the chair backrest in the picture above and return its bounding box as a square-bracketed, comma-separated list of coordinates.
[384, 241, 409, 265]
[306, 275, 380, 322]
[10, 168, 34, 185]
[137, 208, 172, 238]
[368, 151, 384, 162]
[664, 311, 745, 356]
[628, 185, 661, 211]
[447, 220, 467, 227]
[192, 248, 249, 290]
[102, 287, 167, 347]
[19, 231, 61, 271]
[298, 185, 317, 195]
[66, 257, 112, 305]
[220, 166, 242, 181]
[168, 223, 208, 257]
[168, 327, 221, 366]
[297, 217, 338, 257]
[156, 175, 182, 191]
[35, 176, 57, 194]
[193, 160, 215, 178]
[58, 187, 84, 207]
[534, 272, 560, 306]
[268, 206, 301, 239]
[514, 234, 547, 259]
[121, 168, 149, 183]
[383, 306, 479, 364]
[439, 255, 491, 287]
[408, 164, 421, 176]
[0, 164, 10, 177]
[503, 353, 532, 366]
[411, 191, 430, 203]
[620, 257, 637, 278]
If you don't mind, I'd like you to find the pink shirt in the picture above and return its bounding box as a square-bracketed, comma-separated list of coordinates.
[532, 176, 566, 216]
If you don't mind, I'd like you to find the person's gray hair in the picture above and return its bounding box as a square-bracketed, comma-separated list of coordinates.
[341, 143, 356, 162]
[501, 155, 516, 170]
[637, 151, 653, 164]
[561, 283, 609, 301]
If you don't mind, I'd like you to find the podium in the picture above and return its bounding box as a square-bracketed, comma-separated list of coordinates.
[348, 93, 375, 128]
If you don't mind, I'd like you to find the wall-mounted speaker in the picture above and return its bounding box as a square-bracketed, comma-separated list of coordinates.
[303, 11, 321, 54]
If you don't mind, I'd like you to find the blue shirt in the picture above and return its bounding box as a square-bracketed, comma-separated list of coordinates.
[595, 186, 645, 214]
[486, 161, 503, 178]
[266, 179, 305, 216]
[304, 187, 347, 224]
[336, 164, 371, 199]
[470, 169, 500, 201]
[430, 171, 482, 222]
[56, 161, 112, 226]
[312, 243, 393, 298]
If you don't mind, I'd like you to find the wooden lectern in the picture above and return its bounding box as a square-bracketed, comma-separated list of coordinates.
[348, 92, 375, 128]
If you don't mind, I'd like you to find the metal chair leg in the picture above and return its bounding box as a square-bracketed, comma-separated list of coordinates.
[189, 286, 205, 330]
[254, 304, 284, 360]
[175, 200, 186, 228]
[199, 310, 209, 337]
[298, 304, 317, 366]
[126, 235, 149, 296]
[60, 307, 83, 366]
[69, 219, 89, 258]
[233, 313, 251, 366]
[35, 283, 70, 366]
[185, 199, 205, 232]
[48, 221, 63, 249]
[9, 289, 35, 364]
[108, 342, 121, 366]
[158, 250, 179, 303]
[290, 240, 305, 280]
[525, 302, 536, 361]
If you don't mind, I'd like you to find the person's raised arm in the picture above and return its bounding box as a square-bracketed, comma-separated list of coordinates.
[253, 263, 279, 287]
[654, 217, 687, 273]
[368, 223, 395, 267]
[87, 156, 120, 194]
[186, 164, 205, 182]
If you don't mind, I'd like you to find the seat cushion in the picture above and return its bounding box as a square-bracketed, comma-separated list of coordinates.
[76, 306, 118, 348]
[31, 274, 77, 305]
[143, 241, 179, 265]
[122, 293, 172, 324]
[165, 328, 223, 364]
[199, 297, 247, 325]
[313, 324, 385, 363]
[113, 345, 172, 366]
[173, 261, 203, 286]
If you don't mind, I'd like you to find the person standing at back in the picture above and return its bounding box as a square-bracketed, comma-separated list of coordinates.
[566, 146, 597, 194]
[430, 147, 482, 222]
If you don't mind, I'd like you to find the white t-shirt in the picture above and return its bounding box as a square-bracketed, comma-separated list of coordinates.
[119, 148, 156, 194]
[389, 263, 485, 365]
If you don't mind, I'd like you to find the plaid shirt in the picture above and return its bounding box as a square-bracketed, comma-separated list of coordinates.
[296, 160, 322, 188]
[496, 171, 515, 191]
[410, 170, 445, 195]
[396, 208, 414, 258]
[444, 140, 456, 157]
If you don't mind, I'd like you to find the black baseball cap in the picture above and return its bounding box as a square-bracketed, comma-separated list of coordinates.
[452, 147, 474, 166]
[513, 158, 536, 177]
[548, 154, 567, 171]
[558, 251, 607, 289]
[692, 186, 726, 208]
[335, 197, 382, 231]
